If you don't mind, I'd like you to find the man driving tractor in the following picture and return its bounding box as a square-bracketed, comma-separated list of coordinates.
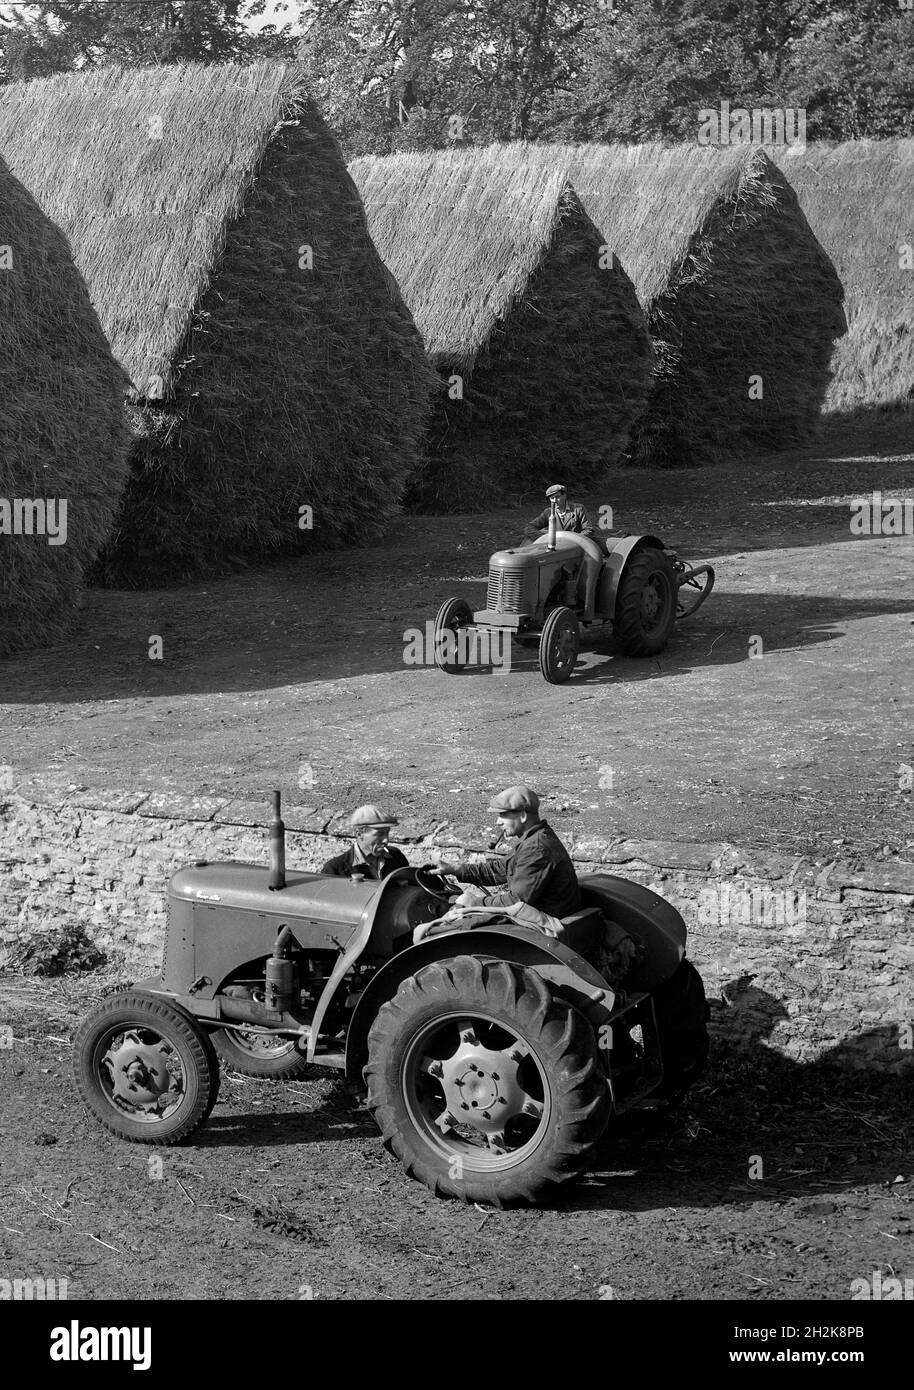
[432, 785, 581, 920]
[322, 804, 409, 879]
[523, 484, 604, 550]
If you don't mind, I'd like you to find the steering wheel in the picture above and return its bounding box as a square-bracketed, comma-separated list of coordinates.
[414, 866, 457, 901]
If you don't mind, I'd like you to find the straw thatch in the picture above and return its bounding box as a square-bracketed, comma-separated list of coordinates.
[0, 63, 435, 586]
[349, 147, 653, 510]
[536, 143, 847, 465]
[0, 156, 130, 657]
[775, 140, 914, 412]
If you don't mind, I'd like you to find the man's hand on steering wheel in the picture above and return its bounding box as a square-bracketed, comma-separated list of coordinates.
[414, 864, 460, 901]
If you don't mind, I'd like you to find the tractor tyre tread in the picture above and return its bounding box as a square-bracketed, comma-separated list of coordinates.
[538, 606, 580, 684]
[614, 548, 677, 657]
[363, 956, 610, 1206]
[211, 1028, 311, 1079]
[73, 991, 220, 1146]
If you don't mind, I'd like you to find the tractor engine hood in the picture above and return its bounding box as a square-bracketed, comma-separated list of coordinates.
[169, 861, 380, 932]
[160, 862, 446, 1000]
[485, 539, 582, 618]
[489, 539, 582, 572]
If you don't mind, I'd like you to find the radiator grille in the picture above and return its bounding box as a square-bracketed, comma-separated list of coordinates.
[487, 566, 529, 613]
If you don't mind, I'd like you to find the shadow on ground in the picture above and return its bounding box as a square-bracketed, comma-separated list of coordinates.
[3, 588, 913, 704]
[187, 983, 912, 1221]
[572, 985, 912, 1214]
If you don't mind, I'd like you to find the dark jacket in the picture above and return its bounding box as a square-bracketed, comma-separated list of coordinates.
[525, 502, 598, 542]
[321, 844, 409, 879]
[455, 820, 581, 919]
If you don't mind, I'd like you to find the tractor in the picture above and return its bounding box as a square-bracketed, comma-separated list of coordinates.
[433, 500, 715, 683]
[74, 792, 709, 1207]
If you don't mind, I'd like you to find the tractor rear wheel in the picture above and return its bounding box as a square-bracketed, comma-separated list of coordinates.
[433, 598, 473, 674]
[212, 1027, 310, 1079]
[538, 605, 579, 683]
[73, 991, 220, 1145]
[614, 548, 677, 657]
[364, 956, 610, 1206]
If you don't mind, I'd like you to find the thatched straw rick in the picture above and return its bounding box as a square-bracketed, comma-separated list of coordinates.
[350, 146, 654, 510]
[0, 156, 130, 656]
[0, 62, 435, 586]
[543, 143, 847, 466]
[776, 139, 913, 414]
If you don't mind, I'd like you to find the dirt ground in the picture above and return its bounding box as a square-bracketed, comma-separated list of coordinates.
[1, 411, 913, 1302]
[2, 413, 913, 859]
[0, 977, 911, 1302]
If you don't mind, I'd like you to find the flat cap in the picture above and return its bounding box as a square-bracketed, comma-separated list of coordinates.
[350, 804, 398, 829]
[545, 484, 567, 498]
[487, 785, 540, 815]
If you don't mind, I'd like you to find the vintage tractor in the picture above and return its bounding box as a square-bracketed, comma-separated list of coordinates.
[74, 793, 709, 1207]
[433, 501, 715, 683]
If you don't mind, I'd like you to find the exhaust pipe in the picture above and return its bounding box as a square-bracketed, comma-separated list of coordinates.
[269, 789, 286, 891]
[546, 498, 558, 551]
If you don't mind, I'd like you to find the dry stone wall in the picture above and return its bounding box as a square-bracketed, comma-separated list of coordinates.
[1, 775, 911, 1072]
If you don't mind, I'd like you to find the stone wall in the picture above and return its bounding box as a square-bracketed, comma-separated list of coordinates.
[1, 776, 912, 1072]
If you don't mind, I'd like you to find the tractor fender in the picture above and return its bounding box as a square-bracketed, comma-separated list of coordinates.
[597, 533, 666, 621]
[345, 926, 614, 1087]
[579, 873, 687, 992]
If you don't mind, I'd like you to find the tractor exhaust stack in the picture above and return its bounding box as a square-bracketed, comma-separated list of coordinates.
[547, 498, 558, 551]
[268, 789, 286, 890]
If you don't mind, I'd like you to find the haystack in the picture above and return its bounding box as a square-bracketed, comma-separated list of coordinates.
[349, 147, 653, 510]
[775, 140, 914, 412]
[538, 143, 847, 465]
[0, 157, 130, 657]
[0, 63, 435, 586]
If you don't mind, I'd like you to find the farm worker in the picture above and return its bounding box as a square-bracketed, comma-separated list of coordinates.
[322, 805, 409, 879]
[433, 785, 581, 920]
[524, 485, 602, 547]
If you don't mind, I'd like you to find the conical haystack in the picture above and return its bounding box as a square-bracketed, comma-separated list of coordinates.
[0, 156, 130, 655]
[0, 63, 435, 586]
[350, 146, 653, 509]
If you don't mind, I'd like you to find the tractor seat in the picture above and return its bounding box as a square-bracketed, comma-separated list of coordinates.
[552, 907, 605, 956]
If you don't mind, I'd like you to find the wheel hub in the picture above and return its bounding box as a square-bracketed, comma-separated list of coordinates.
[432, 1024, 540, 1143]
[641, 581, 660, 622]
[104, 1036, 175, 1108]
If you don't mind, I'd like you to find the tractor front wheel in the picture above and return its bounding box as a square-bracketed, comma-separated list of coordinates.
[614, 548, 677, 657]
[433, 598, 473, 674]
[73, 991, 220, 1145]
[364, 957, 610, 1206]
[538, 605, 580, 683]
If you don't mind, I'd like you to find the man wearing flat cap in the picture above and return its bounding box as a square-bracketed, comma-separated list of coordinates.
[322, 805, 410, 879]
[524, 485, 601, 547]
[434, 786, 581, 920]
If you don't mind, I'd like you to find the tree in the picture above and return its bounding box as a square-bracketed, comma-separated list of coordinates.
[296, 0, 598, 156]
[0, 1, 295, 82]
[783, 6, 914, 139]
[550, 0, 914, 144]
